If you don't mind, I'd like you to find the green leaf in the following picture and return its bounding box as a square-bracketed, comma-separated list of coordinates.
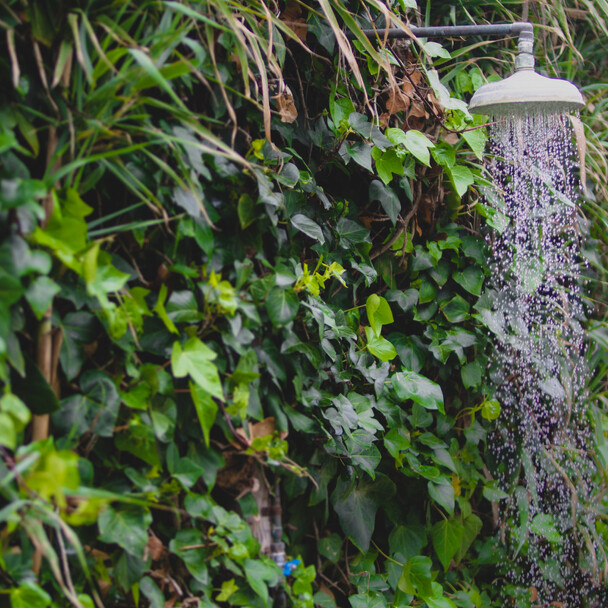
[369, 179, 400, 224]
[191, 382, 218, 448]
[397, 555, 433, 597]
[140, 577, 164, 608]
[366, 294, 394, 336]
[481, 398, 501, 421]
[265, 287, 299, 327]
[530, 513, 563, 543]
[243, 558, 279, 606]
[10, 354, 60, 415]
[454, 513, 482, 563]
[336, 218, 370, 248]
[153, 284, 178, 334]
[318, 533, 342, 563]
[447, 165, 474, 198]
[0, 413, 16, 450]
[421, 41, 451, 58]
[462, 128, 487, 160]
[365, 327, 397, 361]
[24, 276, 60, 320]
[371, 147, 405, 186]
[384, 427, 411, 459]
[442, 295, 470, 323]
[461, 361, 483, 389]
[453, 267, 484, 296]
[431, 142, 456, 168]
[59, 311, 98, 381]
[332, 476, 395, 552]
[346, 141, 373, 172]
[290, 213, 325, 244]
[52, 370, 120, 439]
[431, 518, 464, 570]
[428, 478, 455, 514]
[216, 579, 239, 602]
[169, 529, 209, 584]
[387, 128, 434, 166]
[171, 338, 223, 400]
[393, 370, 444, 413]
[389, 525, 427, 559]
[98, 504, 152, 558]
[10, 581, 52, 608]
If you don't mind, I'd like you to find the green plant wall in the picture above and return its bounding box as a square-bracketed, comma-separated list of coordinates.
[1, 1, 608, 607]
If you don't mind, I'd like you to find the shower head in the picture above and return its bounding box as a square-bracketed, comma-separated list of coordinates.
[469, 30, 584, 116]
[469, 70, 585, 116]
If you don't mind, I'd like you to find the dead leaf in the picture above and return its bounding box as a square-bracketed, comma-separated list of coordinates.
[277, 91, 298, 123]
[386, 85, 410, 114]
[249, 417, 277, 439]
[529, 587, 538, 602]
[569, 114, 587, 195]
[147, 535, 165, 561]
[280, 0, 307, 42]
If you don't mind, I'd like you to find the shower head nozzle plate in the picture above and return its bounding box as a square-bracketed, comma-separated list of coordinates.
[469, 70, 585, 116]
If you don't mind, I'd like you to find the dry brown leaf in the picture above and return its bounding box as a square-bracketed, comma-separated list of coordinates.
[277, 91, 298, 123]
[386, 86, 410, 114]
[569, 114, 587, 195]
[529, 587, 538, 602]
[147, 535, 165, 561]
[280, 0, 307, 42]
[249, 417, 276, 439]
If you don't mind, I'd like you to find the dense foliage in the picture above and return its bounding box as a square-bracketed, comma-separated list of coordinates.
[1, 1, 608, 607]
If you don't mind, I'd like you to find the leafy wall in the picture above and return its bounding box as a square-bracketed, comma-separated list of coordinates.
[1, 1, 608, 608]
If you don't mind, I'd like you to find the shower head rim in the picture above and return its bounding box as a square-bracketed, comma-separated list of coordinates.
[469, 70, 585, 116]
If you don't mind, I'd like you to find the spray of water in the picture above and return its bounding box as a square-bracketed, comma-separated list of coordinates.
[483, 111, 599, 605]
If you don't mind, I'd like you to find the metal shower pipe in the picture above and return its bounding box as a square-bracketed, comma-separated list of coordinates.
[348, 21, 534, 41]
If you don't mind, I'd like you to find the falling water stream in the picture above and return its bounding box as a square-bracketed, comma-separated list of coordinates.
[484, 111, 597, 605]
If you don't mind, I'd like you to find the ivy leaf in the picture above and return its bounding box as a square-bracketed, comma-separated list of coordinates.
[190, 382, 218, 447]
[397, 555, 433, 597]
[431, 518, 464, 570]
[453, 266, 484, 296]
[462, 128, 487, 160]
[393, 370, 444, 413]
[24, 276, 60, 320]
[59, 311, 99, 381]
[454, 513, 482, 563]
[371, 148, 404, 186]
[481, 399, 501, 421]
[366, 294, 394, 336]
[171, 338, 223, 400]
[365, 327, 397, 361]
[290, 213, 325, 244]
[336, 218, 370, 248]
[386, 128, 434, 166]
[98, 504, 152, 558]
[530, 513, 562, 543]
[10, 354, 60, 415]
[461, 361, 483, 389]
[369, 179, 400, 225]
[345, 141, 373, 172]
[265, 287, 299, 327]
[442, 295, 470, 323]
[52, 370, 120, 439]
[332, 476, 395, 552]
[447, 165, 475, 198]
[10, 582, 51, 608]
[428, 478, 455, 514]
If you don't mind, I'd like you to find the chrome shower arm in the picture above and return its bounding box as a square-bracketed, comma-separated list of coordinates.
[349, 21, 533, 41]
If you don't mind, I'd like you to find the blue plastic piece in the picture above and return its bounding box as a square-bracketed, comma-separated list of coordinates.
[283, 559, 300, 577]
